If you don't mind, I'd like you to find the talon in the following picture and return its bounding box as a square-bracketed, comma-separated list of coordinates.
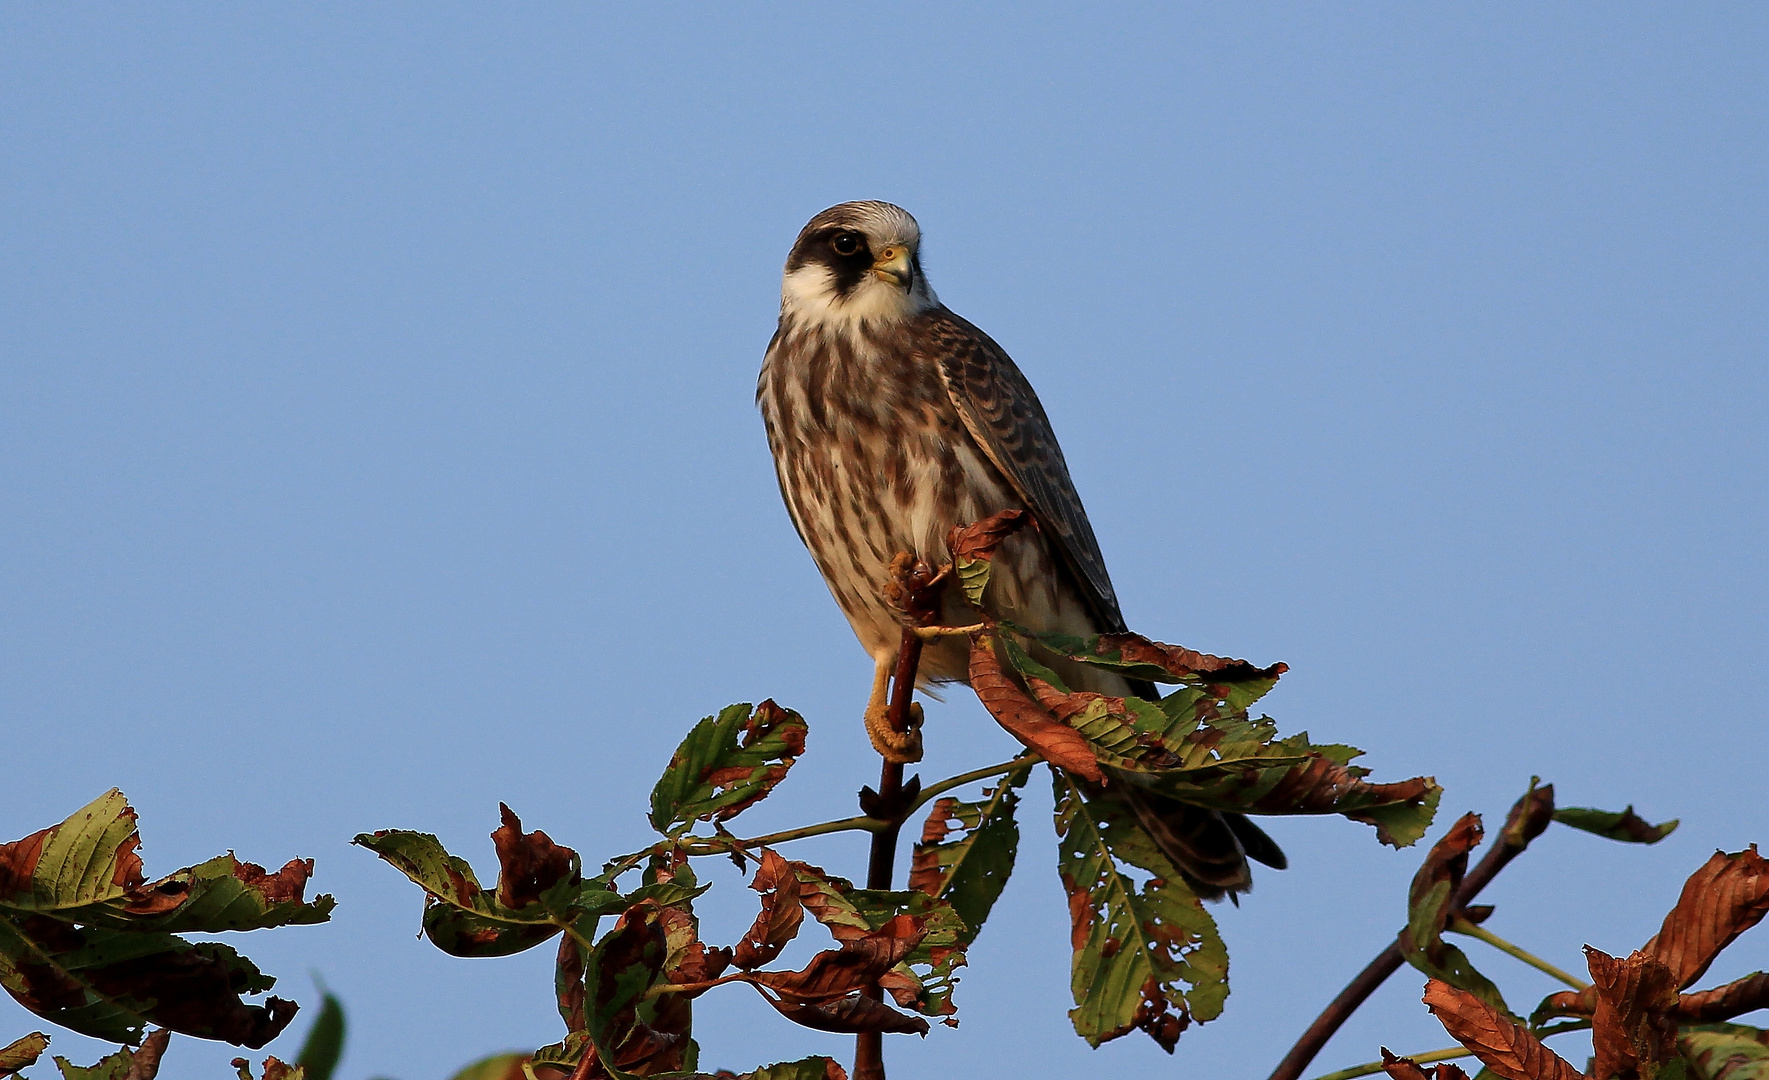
[865, 698, 923, 764]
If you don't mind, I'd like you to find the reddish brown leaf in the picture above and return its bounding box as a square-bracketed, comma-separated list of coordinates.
[946, 510, 1030, 562]
[1677, 970, 1769, 1023]
[1093, 633, 1288, 683]
[1531, 987, 1595, 1025]
[490, 804, 577, 910]
[1423, 980, 1583, 1080]
[556, 935, 585, 1033]
[968, 635, 1103, 782]
[1500, 781, 1557, 850]
[1379, 1048, 1472, 1080]
[1641, 846, 1769, 989]
[733, 851, 805, 970]
[907, 798, 961, 897]
[1587, 947, 1681, 1080]
[762, 992, 930, 1036]
[750, 916, 925, 1003]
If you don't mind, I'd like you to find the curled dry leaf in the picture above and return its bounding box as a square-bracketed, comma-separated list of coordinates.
[1678, 971, 1769, 1024]
[946, 510, 1030, 607]
[1586, 946, 1681, 1080]
[968, 634, 1103, 781]
[1423, 979, 1584, 1080]
[1399, 814, 1510, 1015]
[1379, 1048, 1473, 1080]
[749, 916, 924, 1003]
[1641, 846, 1769, 990]
[733, 851, 805, 971]
[761, 992, 930, 1036]
[491, 805, 577, 910]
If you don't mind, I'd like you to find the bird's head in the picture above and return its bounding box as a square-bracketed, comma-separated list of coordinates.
[781, 201, 938, 324]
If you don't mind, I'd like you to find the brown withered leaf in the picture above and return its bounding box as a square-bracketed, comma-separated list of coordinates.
[555, 935, 585, 1034]
[749, 916, 924, 1003]
[1499, 780, 1557, 850]
[0, 1032, 47, 1079]
[584, 903, 689, 1078]
[760, 992, 930, 1036]
[1641, 846, 1769, 989]
[732, 851, 804, 971]
[1678, 971, 1769, 1024]
[1587, 947, 1681, 1080]
[231, 1054, 300, 1080]
[491, 805, 576, 910]
[1423, 980, 1584, 1080]
[968, 634, 1103, 781]
[1379, 1048, 1473, 1080]
[1093, 633, 1288, 685]
[946, 510, 1029, 563]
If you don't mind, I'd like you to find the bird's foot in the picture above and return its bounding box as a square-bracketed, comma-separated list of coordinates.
[912, 621, 987, 639]
[865, 700, 924, 764]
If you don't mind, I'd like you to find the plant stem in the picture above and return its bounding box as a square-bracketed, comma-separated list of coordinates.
[1449, 918, 1590, 990]
[906, 753, 1041, 815]
[1304, 1047, 1475, 1080]
[854, 626, 923, 1080]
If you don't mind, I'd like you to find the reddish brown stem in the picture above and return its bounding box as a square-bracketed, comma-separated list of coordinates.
[854, 626, 924, 1080]
[1266, 790, 1553, 1080]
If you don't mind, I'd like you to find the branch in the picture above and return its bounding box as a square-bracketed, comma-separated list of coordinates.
[1266, 783, 1556, 1080]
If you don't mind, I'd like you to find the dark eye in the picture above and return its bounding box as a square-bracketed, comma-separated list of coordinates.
[830, 232, 863, 256]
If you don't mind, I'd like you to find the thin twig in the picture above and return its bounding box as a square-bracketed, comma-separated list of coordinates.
[1449, 918, 1590, 990]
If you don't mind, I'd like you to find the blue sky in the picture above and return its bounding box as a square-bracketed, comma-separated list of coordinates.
[3, 6, 1765, 1079]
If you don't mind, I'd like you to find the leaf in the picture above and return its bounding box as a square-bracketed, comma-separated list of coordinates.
[293, 986, 344, 1080]
[441, 1053, 531, 1080]
[1150, 752, 1442, 848]
[0, 1033, 47, 1079]
[1555, 806, 1679, 845]
[1380, 1048, 1473, 1079]
[1399, 814, 1511, 1016]
[1586, 947, 1681, 1080]
[1680, 972, 1769, 1024]
[968, 634, 1104, 781]
[908, 765, 1028, 946]
[1053, 769, 1225, 1053]
[1642, 847, 1769, 989]
[945, 509, 1029, 605]
[0, 913, 296, 1047]
[749, 916, 923, 1002]
[649, 703, 808, 834]
[584, 903, 685, 1080]
[784, 863, 966, 1023]
[732, 851, 805, 971]
[1679, 1024, 1769, 1080]
[354, 808, 616, 959]
[743, 1059, 849, 1080]
[762, 993, 929, 1036]
[230, 1056, 302, 1080]
[0, 791, 334, 933]
[1422, 980, 1584, 1080]
[53, 1029, 168, 1080]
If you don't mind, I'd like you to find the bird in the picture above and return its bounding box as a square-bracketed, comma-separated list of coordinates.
[756, 201, 1284, 899]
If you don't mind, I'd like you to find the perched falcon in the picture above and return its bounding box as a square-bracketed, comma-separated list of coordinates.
[757, 201, 1284, 898]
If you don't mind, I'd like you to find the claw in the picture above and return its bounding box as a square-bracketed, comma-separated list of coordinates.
[861, 655, 924, 763]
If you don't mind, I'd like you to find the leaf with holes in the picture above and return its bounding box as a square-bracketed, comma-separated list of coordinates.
[1052, 770, 1225, 1053]
[909, 765, 1029, 947]
[0, 790, 333, 933]
[649, 702, 809, 834]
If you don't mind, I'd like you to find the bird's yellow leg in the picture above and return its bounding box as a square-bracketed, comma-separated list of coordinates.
[862, 652, 924, 764]
[911, 622, 987, 639]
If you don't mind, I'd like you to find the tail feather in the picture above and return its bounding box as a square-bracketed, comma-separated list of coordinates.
[1111, 775, 1253, 901]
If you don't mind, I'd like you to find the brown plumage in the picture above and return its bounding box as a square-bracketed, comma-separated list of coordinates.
[757, 201, 1283, 899]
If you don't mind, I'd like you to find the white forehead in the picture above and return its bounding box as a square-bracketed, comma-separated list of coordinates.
[805, 200, 922, 248]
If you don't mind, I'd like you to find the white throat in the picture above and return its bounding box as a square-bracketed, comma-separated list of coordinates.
[781, 264, 939, 328]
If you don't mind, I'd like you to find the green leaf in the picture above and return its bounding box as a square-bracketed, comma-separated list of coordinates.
[1397, 814, 1512, 1017]
[1149, 755, 1442, 848]
[1554, 806, 1679, 845]
[649, 702, 808, 834]
[908, 765, 1029, 946]
[1680, 1024, 1769, 1080]
[0, 790, 334, 933]
[1005, 624, 1286, 705]
[743, 1059, 847, 1080]
[442, 1053, 530, 1080]
[52, 1048, 133, 1080]
[0, 1032, 48, 1078]
[1052, 770, 1225, 1052]
[355, 808, 616, 959]
[293, 985, 344, 1080]
[0, 912, 295, 1047]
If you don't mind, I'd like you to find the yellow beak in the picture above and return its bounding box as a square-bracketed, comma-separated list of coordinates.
[872, 246, 913, 289]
